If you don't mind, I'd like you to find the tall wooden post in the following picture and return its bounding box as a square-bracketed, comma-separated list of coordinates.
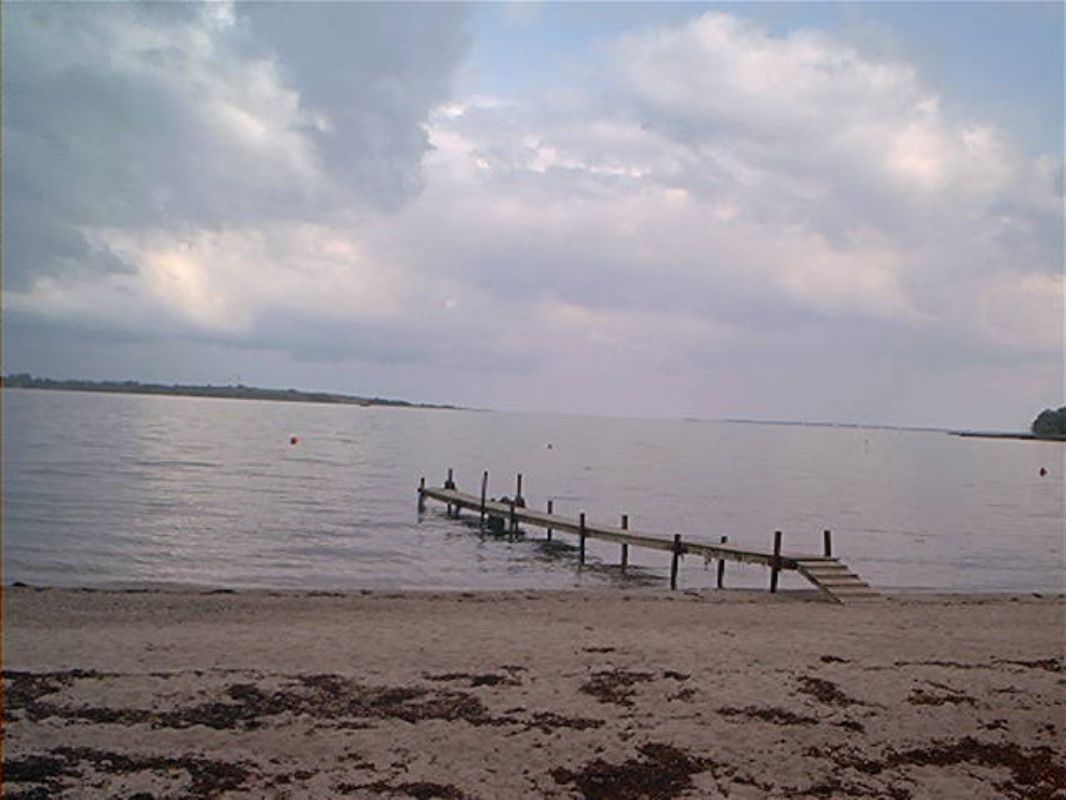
[546, 500, 554, 541]
[716, 535, 728, 589]
[510, 473, 524, 534]
[823, 529, 833, 558]
[670, 534, 683, 590]
[620, 514, 629, 573]
[579, 512, 586, 567]
[479, 471, 488, 534]
[418, 477, 426, 513]
[770, 530, 783, 593]
[445, 468, 455, 517]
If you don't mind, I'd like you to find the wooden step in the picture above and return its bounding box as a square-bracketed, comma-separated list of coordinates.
[794, 557, 881, 603]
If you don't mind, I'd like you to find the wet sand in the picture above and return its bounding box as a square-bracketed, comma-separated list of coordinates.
[3, 586, 1064, 799]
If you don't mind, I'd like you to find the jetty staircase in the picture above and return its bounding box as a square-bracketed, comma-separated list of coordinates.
[793, 559, 881, 604]
[418, 471, 880, 604]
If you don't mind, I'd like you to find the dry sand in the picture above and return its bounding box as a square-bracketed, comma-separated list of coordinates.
[3, 586, 1064, 799]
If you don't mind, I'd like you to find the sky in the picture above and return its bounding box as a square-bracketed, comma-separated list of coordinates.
[3, 2, 1063, 429]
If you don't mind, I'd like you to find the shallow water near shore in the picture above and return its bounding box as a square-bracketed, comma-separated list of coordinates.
[3, 388, 1062, 593]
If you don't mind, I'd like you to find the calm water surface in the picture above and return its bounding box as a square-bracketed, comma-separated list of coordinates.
[3, 389, 1063, 592]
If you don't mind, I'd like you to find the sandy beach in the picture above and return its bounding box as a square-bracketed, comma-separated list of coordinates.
[3, 586, 1063, 799]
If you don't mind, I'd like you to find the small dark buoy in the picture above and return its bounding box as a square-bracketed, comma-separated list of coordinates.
[547, 443, 553, 450]
[290, 435, 299, 445]
[1039, 467, 1047, 477]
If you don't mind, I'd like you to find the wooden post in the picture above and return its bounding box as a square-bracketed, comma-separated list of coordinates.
[510, 473, 523, 534]
[418, 477, 426, 513]
[546, 500, 553, 541]
[445, 468, 455, 516]
[770, 530, 782, 593]
[716, 535, 728, 589]
[620, 514, 629, 573]
[445, 468, 455, 489]
[670, 534, 683, 590]
[479, 471, 488, 534]
[823, 529, 833, 558]
[579, 512, 586, 567]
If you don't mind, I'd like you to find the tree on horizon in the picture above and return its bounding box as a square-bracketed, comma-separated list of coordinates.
[1031, 406, 1066, 438]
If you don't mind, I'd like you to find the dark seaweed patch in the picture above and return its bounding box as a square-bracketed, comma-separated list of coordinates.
[4, 753, 78, 788]
[5, 671, 507, 730]
[718, 705, 819, 726]
[796, 676, 866, 707]
[995, 658, 1062, 673]
[907, 687, 976, 707]
[4, 670, 106, 720]
[423, 672, 516, 687]
[886, 738, 1065, 800]
[661, 671, 690, 681]
[6, 747, 250, 799]
[834, 719, 866, 733]
[551, 743, 708, 800]
[339, 780, 467, 798]
[579, 669, 655, 707]
[805, 737, 1066, 800]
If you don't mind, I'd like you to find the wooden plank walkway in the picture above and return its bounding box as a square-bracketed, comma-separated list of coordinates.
[418, 480, 880, 604]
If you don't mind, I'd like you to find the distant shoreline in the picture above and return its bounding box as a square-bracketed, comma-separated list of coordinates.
[715, 417, 948, 434]
[1, 374, 460, 411]
[950, 430, 1066, 442]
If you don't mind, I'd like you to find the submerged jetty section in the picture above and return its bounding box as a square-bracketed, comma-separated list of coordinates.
[418, 470, 880, 604]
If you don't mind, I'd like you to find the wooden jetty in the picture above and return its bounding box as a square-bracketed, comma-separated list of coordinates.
[417, 471, 880, 604]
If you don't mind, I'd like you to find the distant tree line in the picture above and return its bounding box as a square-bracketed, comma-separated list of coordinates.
[1031, 406, 1066, 439]
[1, 373, 457, 410]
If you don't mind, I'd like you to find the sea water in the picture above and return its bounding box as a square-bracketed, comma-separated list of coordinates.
[3, 389, 1062, 593]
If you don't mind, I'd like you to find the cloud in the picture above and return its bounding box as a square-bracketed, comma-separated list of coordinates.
[3, 2, 469, 290]
[403, 12, 1059, 338]
[4, 7, 1061, 424]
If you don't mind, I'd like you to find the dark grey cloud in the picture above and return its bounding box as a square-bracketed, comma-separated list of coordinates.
[243, 3, 468, 210]
[3, 2, 470, 289]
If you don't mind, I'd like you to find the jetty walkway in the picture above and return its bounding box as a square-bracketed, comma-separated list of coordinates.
[418, 471, 879, 604]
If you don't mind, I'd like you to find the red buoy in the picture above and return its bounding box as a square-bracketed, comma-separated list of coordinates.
[290, 435, 299, 445]
[1039, 467, 1047, 477]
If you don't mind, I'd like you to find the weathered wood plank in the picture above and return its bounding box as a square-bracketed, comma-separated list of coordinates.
[422, 486, 803, 565]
